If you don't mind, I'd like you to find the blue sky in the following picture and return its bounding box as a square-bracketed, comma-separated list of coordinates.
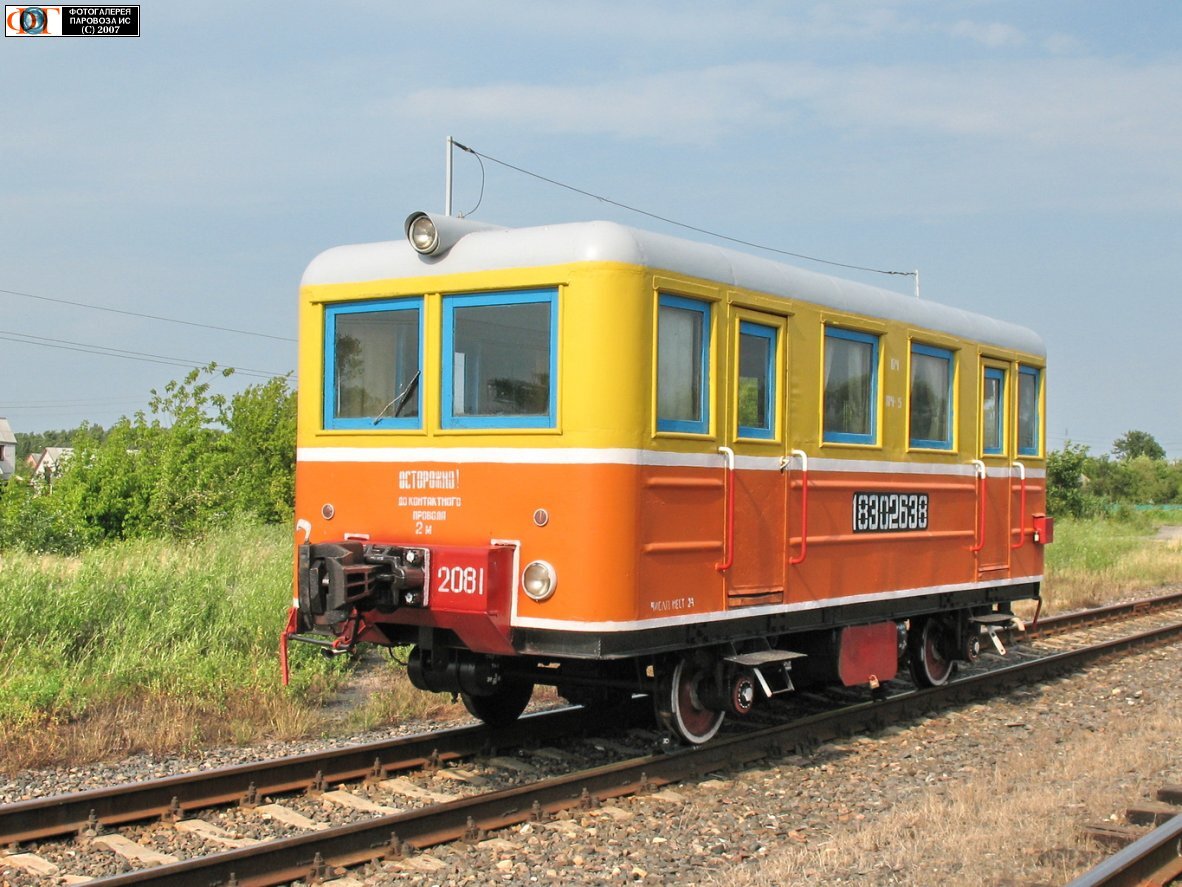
[2, 1, 1180, 457]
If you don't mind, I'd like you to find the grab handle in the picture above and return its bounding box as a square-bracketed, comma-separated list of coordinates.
[970, 460, 986, 553]
[788, 449, 809, 566]
[1010, 461, 1027, 550]
[715, 446, 735, 572]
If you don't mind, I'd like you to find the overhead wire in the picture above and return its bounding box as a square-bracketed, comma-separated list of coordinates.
[0, 329, 286, 379]
[0, 396, 145, 408]
[451, 140, 917, 280]
[0, 287, 295, 342]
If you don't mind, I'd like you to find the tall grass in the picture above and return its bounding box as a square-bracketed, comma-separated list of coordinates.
[0, 523, 347, 769]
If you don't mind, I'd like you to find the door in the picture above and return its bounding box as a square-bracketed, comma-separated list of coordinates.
[977, 363, 1011, 578]
[723, 309, 789, 606]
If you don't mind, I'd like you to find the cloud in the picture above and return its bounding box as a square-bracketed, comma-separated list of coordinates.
[381, 52, 1182, 217]
[829, 58, 1182, 156]
[392, 56, 1182, 158]
[947, 19, 1028, 49]
[391, 63, 827, 145]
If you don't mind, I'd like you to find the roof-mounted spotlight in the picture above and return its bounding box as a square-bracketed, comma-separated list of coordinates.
[404, 211, 503, 256]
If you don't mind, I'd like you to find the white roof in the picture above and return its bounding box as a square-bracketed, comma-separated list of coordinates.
[0, 418, 15, 445]
[303, 219, 1045, 358]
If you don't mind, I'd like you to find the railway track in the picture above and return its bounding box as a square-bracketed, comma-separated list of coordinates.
[3, 591, 1182, 886]
[1073, 787, 1182, 887]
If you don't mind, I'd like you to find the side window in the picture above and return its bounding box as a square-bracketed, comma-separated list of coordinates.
[1018, 366, 1041, 456]
[442, 289, 557, 429]
[657, 295, 710, 434]
[909, 344, 954, 450]
[737, 321, 776, 439]
[823, 327, 878, 445]
[983, 367, 1006, 455]
[324, 298, 422, 430]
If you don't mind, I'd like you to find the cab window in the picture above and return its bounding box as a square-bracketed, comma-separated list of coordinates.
[324, 298, 422, 430]
[442, 289, 557, 429]
[824, 327, 878, 445]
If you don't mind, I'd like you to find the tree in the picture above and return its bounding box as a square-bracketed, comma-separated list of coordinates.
[219, 375, 296, 524]
[0, 365, 298, 553]
[1112, 429, 1165, 461]
[1046, 442, 1098, 518]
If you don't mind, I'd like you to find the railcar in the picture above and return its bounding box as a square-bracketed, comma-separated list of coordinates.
[283, 211, 1052, 744]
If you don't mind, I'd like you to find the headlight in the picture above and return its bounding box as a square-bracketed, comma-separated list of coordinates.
[404, 211, 505, 256]
[407, 213, 439, 254]
[522, 560, 557, 602]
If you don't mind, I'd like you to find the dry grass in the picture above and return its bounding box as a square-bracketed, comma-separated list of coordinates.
[714, 651, 1182, 886]
[326, 655, 463, 733]
[0, 690, 324, 773]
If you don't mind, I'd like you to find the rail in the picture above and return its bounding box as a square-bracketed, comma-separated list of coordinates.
[79, 615, 1182, 886]
[9, 591, 1182, 852]
[1066, 813, 1182, 887]
[0, 706, 613, 846]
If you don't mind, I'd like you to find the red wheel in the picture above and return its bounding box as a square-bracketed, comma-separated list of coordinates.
[654, 657, 725, 745]
[908, 618, 955, 688]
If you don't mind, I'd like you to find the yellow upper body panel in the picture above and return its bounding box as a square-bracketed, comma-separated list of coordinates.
[298, 220, 1045, 466]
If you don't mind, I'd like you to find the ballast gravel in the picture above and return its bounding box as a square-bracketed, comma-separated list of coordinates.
[2, 638, 1181, 886]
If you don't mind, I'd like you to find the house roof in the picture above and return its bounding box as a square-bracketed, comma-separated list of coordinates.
[0, 418, 15, 446]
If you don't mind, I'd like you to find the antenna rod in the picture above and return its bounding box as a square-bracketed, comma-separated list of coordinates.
[445, 136, 454, 216]
[914, 268, 920, 299]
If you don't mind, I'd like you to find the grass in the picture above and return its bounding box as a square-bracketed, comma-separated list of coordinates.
[1030, 509, 1182, 615]
[0, 510, 1178, 772]
[0, 523, 353, 772]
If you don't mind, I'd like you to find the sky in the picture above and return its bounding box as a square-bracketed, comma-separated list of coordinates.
[2, 1, 1180, 457]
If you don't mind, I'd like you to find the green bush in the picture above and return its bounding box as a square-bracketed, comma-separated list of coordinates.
[0, 366, 295, 553]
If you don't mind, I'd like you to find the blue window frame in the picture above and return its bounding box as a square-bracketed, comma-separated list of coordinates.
[657, 294, 711, 435]
[909, 343, 954, 450]
[983, 366, 1006, 455]
[823, 327, 879, 445]
[442, 288, 557, 430]
[1018, 365, 1041, 456]
[737, 321, 776, 439]
[324, 297, 422, 430]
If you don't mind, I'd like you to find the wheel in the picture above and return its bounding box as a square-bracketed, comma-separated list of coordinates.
[908, 617, 955, 688]
[654, 657, 725, 745]
[461, 679, 534, 727]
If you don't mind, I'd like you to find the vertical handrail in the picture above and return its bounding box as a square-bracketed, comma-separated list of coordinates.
[788, 449, 809, 566]
[1011, 461, 1027, 550]
[715, 446, 735, 572]
[970, 460, 986, 553]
